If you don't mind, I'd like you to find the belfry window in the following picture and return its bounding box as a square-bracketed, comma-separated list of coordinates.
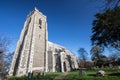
[39, 19, 42, 29]
[39, 19, 42, 25]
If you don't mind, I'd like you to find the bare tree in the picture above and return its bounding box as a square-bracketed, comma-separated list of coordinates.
[0, 36, 13, 79]
[90, 0, 120, 9]
[104, 0, 120, 9]
[78, 48, 88, 67]
[78, 48, 88, 61]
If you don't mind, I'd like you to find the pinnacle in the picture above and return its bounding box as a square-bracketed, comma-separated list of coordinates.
[34, 7, 39, 11]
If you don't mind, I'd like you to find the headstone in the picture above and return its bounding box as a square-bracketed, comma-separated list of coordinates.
[28, 72, 33, 78]
[109, 64, 113, 68]
[118, 66, 120, 69]
[96, 70, 105, 76]
[79, 70, 86, 76]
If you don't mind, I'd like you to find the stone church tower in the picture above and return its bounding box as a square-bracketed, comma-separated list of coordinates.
[9, 8, 78, 76]
[9, 8, 48, 76]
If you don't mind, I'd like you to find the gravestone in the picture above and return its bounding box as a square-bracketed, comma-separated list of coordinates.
[96, 70, 105, 76]
[78, 70, 86, 76]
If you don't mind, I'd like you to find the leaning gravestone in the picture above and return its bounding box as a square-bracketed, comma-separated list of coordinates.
[96, 70, 105, 76]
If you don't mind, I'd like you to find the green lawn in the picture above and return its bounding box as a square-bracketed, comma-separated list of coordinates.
[64, 69, 120, 80]
[9, 69, 120, 80]
[9, 72, 62, 80]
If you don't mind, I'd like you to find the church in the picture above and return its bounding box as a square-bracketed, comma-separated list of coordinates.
[9, 8, 78, 76]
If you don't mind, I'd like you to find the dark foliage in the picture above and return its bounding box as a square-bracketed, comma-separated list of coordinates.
[91, 6, 120, 51]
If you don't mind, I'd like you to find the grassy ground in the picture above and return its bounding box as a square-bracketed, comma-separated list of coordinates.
[8, 69, 120, 80]
[9, 72, 62, 80]
[64, 69, 120, 80]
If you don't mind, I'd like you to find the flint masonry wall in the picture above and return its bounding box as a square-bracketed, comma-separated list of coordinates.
[47, 42, 78, 72]
[9, 8, 48, 76]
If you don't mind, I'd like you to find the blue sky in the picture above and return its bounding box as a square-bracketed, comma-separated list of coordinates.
[0, 0, 102, 58]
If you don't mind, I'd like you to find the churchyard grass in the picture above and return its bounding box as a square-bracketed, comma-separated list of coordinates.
[8, 72, 62, 80]
[64, 69, 120, 80]
[8, 69, 120, 80]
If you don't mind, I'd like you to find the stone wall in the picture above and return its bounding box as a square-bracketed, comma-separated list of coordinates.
[47, 41, 78, 72]
[9, 8, 48, 76]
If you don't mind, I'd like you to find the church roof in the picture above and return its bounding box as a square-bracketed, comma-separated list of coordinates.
[48, 41, 75, 56]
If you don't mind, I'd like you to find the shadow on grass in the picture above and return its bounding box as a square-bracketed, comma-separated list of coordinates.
[87, 73, 120, 77]
[108, 73, 120, 76]
[87, 74, 96, 76]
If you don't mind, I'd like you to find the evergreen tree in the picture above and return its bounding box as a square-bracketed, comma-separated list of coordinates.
[91, 6, 120, 51]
